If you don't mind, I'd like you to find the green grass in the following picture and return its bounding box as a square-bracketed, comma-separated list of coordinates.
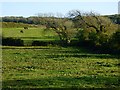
[2, 27, 60, 46]
[2, 28, 59, 40]
[2, 27, 120, 88]
[2, 46, 120, 88]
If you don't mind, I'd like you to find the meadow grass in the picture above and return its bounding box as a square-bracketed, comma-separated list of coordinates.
[2, 46, 120, 88]
[2, 27, 120, 88]
[2, 28, 58, 40]
[2, 28, 60, 46]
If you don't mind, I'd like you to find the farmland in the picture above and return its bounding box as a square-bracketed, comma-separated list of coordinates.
[2, 27, 58, 40]
[2, 13, 120, 89]
[2, 1, 120, 89]
[2, 46, 120, 88]
[2, 25, 120, 89]
[2, 27, 60, 46]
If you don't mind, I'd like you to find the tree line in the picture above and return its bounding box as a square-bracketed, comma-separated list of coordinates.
[44, 10, 119, 54]
[1, 14, 120, 25]
[1, 10, 120, 54]
[1, 16, 58, 25]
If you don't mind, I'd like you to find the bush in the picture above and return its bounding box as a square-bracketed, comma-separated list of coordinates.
[2, 37, 24, 46]
[32, 41, 47, 46]
[0, 35, 2, 45]
[24, 27, 28, 29]
[32, 40, 60, 46]
[109, 30, 120, 54]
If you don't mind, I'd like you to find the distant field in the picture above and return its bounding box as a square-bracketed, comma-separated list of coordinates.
[2, 27, 59, 40]
[2, 46, 120, 88]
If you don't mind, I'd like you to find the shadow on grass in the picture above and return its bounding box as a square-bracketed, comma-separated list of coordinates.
[2, 76, 119, 89]
[45, 54, 120, 59]
[59, 46, 120, 59]
[2, 46, 120, 59]
[2, 47, 51, 49]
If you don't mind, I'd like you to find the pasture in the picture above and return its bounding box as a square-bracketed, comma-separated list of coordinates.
[2, 46, 120, 88]
[2, 27, 58, 40]
[2, 26, 120, 88]
[2, 27, 60, 46]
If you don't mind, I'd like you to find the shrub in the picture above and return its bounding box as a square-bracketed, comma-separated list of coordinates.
[32, 41, 47, 46]
[24, 27, 28, 29]
[32, 40, 60, 46]
[109, 30, 120, 54]
[2, 37, 24, 46]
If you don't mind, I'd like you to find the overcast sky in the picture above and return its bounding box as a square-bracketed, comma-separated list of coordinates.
[1, 1, 119, 17]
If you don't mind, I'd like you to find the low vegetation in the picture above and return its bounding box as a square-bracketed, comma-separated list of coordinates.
[2, 46, 120, 88]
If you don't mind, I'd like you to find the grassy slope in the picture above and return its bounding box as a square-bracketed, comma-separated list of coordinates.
[2, 28, 58, 39]
[2, 27, 59, 46]
[2, 46, 120, 88]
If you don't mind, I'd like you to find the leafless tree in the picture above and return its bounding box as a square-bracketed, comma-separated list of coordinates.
[45, 17, 76, 44]
[68, 10, 117, 34]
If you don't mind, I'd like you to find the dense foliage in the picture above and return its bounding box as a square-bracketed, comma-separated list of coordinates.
[1, 16, 59, 25]
[1, 14, 120, 25]
[1, 22, 37, 28]
[1, 12, 120, 54]
[105, 14, 120, 24]
[68, 10, 119, 54]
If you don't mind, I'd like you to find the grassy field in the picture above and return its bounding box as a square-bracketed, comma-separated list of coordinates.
[2, 26, 120, 88]
[2, 27, 58, 40]
[2, 27, 60, 46]
[2, 46, 120, 88]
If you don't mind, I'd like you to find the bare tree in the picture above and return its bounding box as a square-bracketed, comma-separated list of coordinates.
[69, 10, 117, 34]
[45, 17, 76, 44]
